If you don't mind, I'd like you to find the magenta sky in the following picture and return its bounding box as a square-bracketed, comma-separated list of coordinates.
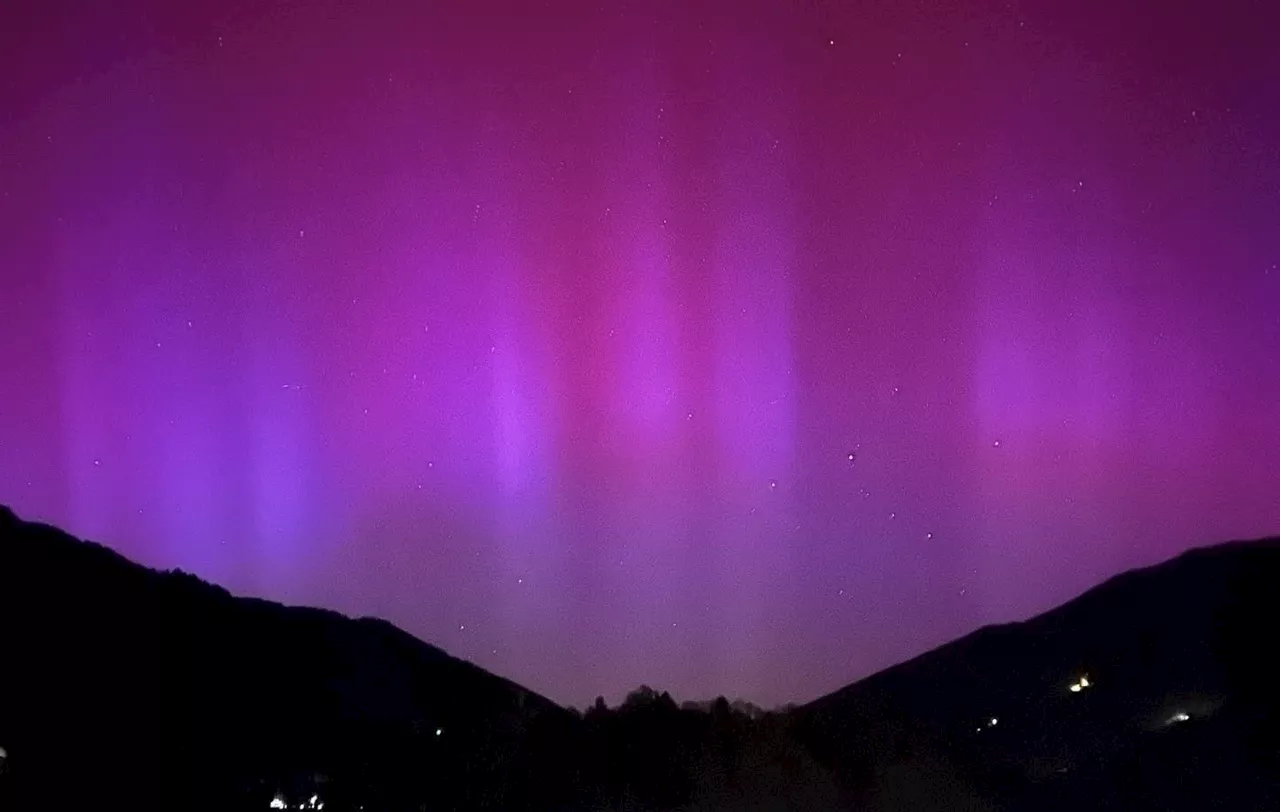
[1, 0, 1278, 708]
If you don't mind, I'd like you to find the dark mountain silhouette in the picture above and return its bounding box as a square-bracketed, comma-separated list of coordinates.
[2, 503, 1278, 811]
[794, 537, 1280, 810]
[0, 505, 577, 811]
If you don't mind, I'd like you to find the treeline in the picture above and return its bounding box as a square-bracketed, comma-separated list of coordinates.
[229, 686, 844, 812]
[562, 686, 839, 811]
[0, 684, 839, 812]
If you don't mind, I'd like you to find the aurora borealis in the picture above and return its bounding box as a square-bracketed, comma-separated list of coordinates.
[1, 0, 1277, 707]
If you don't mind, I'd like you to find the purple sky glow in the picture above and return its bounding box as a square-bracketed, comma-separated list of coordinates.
[1, 0, 1278, 707]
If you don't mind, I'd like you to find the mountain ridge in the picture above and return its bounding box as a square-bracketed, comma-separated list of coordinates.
[794, 531, 1280, 810]
[0, 503, 576, 811]
[809, 534, 1280, 711]
[3, 502, 1279, 810]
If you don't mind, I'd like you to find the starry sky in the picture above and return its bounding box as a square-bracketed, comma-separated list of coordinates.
[1, 0, 1278, 708]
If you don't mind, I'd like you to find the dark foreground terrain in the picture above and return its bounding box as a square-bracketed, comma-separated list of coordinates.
[2, 504, 1278, 810]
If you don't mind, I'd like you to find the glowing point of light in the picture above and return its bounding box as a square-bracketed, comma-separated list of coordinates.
[1068, 674, 1091, 693]
[436, 727, 442, 736]
[269, 795, 285, 810]
[988, 717, 998, 727]
[1168, 711, 1191, 724]
[1069, 683, 1082, 692]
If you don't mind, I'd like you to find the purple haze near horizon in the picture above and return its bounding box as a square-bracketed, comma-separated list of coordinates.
[1, 0, 1278, 708]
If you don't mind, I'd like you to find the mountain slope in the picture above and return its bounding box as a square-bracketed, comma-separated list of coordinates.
[4, 503, 1279, 811]
[795, 536, 1280, 810]
[0, 505, 574, 811]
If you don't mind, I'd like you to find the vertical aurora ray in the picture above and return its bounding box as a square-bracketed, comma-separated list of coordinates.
[703, 29, 802, 700]
[484, 197, 567, 655]
[607, 49, 682, 456]
[242, 264, 320, 597]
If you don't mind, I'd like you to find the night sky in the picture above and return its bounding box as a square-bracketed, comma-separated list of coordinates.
[2, 0, 1278, 708]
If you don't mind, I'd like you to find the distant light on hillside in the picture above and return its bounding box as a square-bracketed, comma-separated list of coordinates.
[1068, 675, 1092, 693]
[436, 728, 443, 736]
[988, 717, 998, 727]
[269, 795, 285, 810]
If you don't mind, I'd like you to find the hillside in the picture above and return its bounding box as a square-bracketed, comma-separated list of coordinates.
[796, 537, 1280, 810]
[3, 504, 1279, 811]
[0, 505, 576, 811]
